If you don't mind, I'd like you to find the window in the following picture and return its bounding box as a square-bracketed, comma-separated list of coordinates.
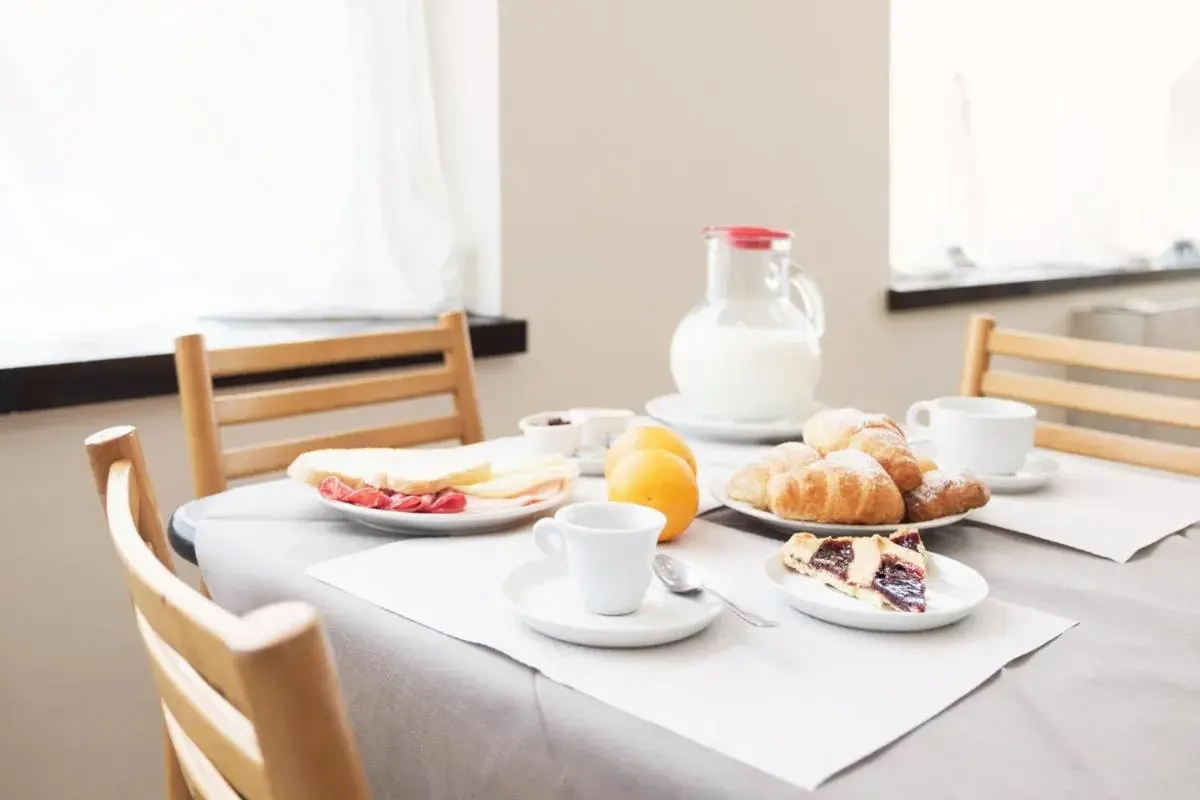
[0, 1, 461, 339]
[891, 0, 1200, 277]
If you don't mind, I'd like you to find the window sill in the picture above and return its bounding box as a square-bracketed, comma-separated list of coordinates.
[887, 262, 1200, 312]
[0, 315, 527, 414]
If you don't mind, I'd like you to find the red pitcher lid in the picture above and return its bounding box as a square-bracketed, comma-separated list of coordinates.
[702, 226, 791, 250]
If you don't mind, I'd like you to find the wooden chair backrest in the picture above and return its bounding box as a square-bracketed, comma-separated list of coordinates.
[174, 310, 484, 497]
[960, 314, 1200, 476]
[85, 426, 370, 800]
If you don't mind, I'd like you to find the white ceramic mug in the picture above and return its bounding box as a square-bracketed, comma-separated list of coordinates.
[905, 397, 1037, 476]
[533, 501, 666, 615]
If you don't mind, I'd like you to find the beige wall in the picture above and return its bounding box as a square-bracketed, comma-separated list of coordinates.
[4, 1, 1200, 797]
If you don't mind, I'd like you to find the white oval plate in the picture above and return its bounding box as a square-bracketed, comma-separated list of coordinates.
[979, 453, 1059, 494]
[501, 559, 722, 648]
[764, 552, 988, 632]
[708, 472, 970, 535]
[318, 489, 571, 535]
[645, 393, 826, 443]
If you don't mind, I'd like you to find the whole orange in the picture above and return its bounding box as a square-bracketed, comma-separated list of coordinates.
[607, 449, 699, 542]
[604, 425, 697, 480]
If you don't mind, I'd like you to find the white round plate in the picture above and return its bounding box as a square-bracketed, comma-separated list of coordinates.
[764, 552, 988, 632]
[317, 490, 571, 535]
[979, 453, 1059, 494]
[645, 393, 826, 443]
[708, 472, 970, 535]
[501, 559, 722, 648]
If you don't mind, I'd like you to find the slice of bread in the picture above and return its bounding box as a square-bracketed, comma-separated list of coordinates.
[287, 448, 492, 495]
[381, 451, 492, 495]
[286, 448, 394, 489]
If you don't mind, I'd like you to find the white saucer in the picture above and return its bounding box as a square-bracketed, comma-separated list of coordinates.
[978, 454, 1059, 494]
[763, 552, 988, 632]
[645, 393, 825, 444]
[501, 559, 723, 648]
[708, 471, 971, 535]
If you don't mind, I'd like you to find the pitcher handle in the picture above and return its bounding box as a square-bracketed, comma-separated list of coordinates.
[788, 262, 825, 339]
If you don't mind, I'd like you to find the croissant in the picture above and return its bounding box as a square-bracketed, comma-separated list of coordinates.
[903, 469, 991, 522]
[726, 442, 820, 509]
[845, 427, 923, 492]
[802, 408, 922, 491]
[802, 408, 903, 452]
[764, 442, 822, 471]
[766, 450, 905, 525]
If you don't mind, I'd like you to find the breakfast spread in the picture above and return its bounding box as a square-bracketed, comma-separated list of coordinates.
[288, 447, 576, 514]
[780, 528, 928, 612]
[725, 408, 991, 525]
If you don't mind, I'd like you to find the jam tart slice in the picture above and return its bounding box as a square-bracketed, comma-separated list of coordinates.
[780, 528, 928, 612]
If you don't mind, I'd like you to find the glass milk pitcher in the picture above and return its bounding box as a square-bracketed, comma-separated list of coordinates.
[669, 226, 825, 421]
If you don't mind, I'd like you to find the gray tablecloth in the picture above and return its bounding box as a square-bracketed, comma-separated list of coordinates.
[182, 480, 1200, 799]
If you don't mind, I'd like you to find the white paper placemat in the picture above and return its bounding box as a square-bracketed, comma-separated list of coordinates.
[969, 451, 1200, 562]
[307, 520, 1074, 791]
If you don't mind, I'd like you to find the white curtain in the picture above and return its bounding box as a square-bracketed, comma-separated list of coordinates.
[891, 0, 1200, 275]
[0, 0, 457, 338]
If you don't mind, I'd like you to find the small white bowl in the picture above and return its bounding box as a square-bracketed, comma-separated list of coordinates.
[519, 411, 583, 456]
[568, 407, 635, 449]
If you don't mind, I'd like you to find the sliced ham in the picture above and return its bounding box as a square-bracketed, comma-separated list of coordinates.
[429, 491, 468, 513]
[320, 479, 551, 515]
[343, 486, 391, 509]
[318, 476, 352, 501]
[388, 494, 425, 512]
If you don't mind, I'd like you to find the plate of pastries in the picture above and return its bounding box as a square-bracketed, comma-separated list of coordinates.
[712, 407, 991, 534]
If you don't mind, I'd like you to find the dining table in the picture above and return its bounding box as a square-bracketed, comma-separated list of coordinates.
[168, 434, 1200, 800]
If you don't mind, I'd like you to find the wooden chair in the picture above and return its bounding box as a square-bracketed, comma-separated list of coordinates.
[175, 310, 484, 497]
[85, 425, 370, 800]
[960, 313, 1200, 476]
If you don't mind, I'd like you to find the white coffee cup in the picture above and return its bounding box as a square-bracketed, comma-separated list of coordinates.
[533, 501, 666, 616]
[905, 397, 1037, 476]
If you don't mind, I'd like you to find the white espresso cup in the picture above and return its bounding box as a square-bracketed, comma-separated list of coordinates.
[532, 501, 666, 616]
[905, 397, 1037, 476]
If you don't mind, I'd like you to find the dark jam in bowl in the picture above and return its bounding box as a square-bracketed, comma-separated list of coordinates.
[540, 416, 570, 426]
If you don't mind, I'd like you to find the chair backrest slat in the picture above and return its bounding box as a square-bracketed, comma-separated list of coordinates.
[208, 327, 453, 378]
[222, 414, 464, 480]
[85, 426, 370, 800]
[136, 613, 267, 799]
[1036, 420, 1200, 476]
[176, 310, 484, 497]
[981, 369, 1200, 431]
[163, 708, 244, 800]
[988, 326, 1200, 380]
[960, 313, 1200, 475]
[215, 365, 457, 425]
